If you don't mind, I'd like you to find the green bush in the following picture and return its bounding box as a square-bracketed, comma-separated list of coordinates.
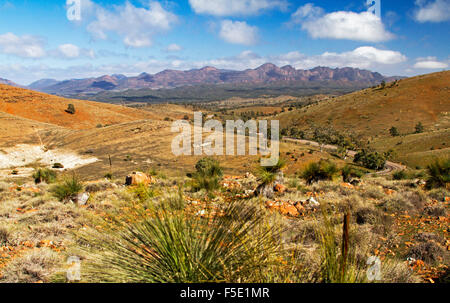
[32, 168, 57, 184]
[389, 126, 399, 137]
[80, 198, 282, 283]
[425, 158, 450, 189]
[302, 160, 338, 185]
[353, 150, 386, 170]
[51, 175, 83, 201]
[131, 183, 156, 202]
[341, 165, 364, 183]
[65, 104, 76, 114]
[191, 158, 223, 192]
[392, 170, 409, 180]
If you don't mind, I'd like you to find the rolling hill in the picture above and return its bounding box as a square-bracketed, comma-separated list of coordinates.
[278, 70, 450, 167]
[0, 84, 161, 130]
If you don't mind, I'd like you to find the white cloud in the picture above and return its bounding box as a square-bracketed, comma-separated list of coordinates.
[188, 0, 288, 16]
[414, 0, 450, 22]
[219, 20, 258, 45]
[57, 44, 80, 58]
[0, 32, 46, 58]
[166, 43, 182, 52]
[87, 1, 178, 47]
[290, 4, 395, 42]
[413, 57, 448, 69]
[53, 44, 95, 59]
[1, 47, 408, 85]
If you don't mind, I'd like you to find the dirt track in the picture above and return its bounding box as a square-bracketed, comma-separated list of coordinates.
[282, 137, 407, 175]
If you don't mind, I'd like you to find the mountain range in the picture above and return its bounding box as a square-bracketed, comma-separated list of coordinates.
[22, 64, 402, 97]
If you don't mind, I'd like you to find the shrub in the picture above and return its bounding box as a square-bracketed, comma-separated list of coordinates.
[191, 158, 223, 192]
[131, 183, 156, 202]
[80, 199, 282, 283]
[392, 170, 409, 180]
[425, 158, 450, 189]
[389, 126, 399, 137]
[51, 175, 83, 201]
[65, 104, 76, 114]
[353, 150, 386, 170]
[52, 163, 64, 169]
[408, 241, 445, 264]
[0, 227, 9, 245]
[415, 122, 424, 134]
[341, 165, 365, 183]
[32, 168, 57, 184]
[301, 160, 338, 185]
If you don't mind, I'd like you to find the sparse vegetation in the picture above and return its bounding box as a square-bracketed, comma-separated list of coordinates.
[32, 168, 57, 184]
[190, 158, 223, 192]
[353, 150, 386, 171]
[65, 104, 76, 115]
[425, 158, 450, 189]
[301, 160, 338, 185]
[50, 174, 83, 201]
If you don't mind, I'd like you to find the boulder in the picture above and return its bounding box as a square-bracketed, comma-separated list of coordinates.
[274, 183, 286, 193]
[125, 172, 154, 186]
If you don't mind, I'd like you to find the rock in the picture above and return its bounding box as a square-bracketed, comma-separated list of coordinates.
[304, 197, 320, 210]
[274, 183, 286, 193]
[125, 172, 155, 186]
[279, 204, 299, 217]
[255, 183, 274, 198]
[293, 202, 305, 214]
[76, 192, 90, 206]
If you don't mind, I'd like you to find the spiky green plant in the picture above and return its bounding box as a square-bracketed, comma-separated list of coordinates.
[316, 209, 362, 283]
[425, 158, 450, 189]
[341, 165, 365, 183]
[191, 158, 223, 192]
[302, 160, 338, 185]
[79, 196, 283, 283]
[32, 168, 57, 184]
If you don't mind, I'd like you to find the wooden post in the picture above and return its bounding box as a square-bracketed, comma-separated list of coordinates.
[341, 210, 350, 280]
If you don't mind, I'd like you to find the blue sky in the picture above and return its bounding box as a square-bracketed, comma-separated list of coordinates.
[0, 0, 449, 85]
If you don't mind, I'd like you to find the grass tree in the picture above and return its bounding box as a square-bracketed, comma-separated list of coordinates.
[255, 158, 286, 198]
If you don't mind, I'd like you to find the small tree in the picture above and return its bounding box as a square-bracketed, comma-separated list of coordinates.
[380, 80, 386, 89]
[389, 126, 399, 137]
[415, 122, 424, 134]
[66, 104, 76, 114]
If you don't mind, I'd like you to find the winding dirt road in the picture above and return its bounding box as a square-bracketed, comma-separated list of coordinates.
[282, 137, 407, 175]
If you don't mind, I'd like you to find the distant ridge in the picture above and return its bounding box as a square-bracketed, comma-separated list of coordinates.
[26, 64, 404, 96]
[0, 77, 22, 88]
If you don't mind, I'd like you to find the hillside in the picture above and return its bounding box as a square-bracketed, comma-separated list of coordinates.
[278, 71, 450, 166]
[0, 84, 160, 130]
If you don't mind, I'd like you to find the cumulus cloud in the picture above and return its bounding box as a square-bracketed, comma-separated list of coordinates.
[0, 33, 46, 58]
[413, 57, 448, 69]
[188, 0, 288, 16]
[219, 20, 258, 45]
[52, 44, 95, 59]
[290, 4, 395, 42]
[87, 1, 178, 47]
[414, 0, 450, 22]
[165, 43, 182, 52]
